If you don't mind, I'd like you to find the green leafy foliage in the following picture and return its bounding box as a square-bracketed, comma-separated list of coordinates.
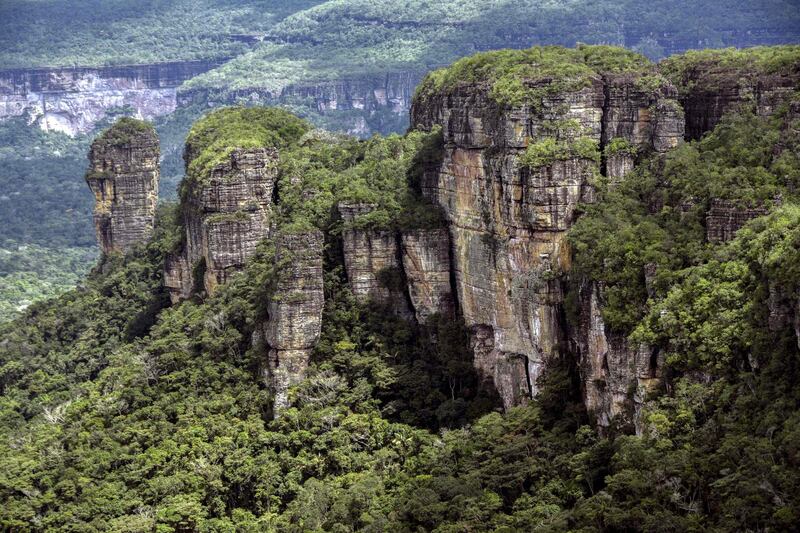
[521, 136, 601, 168]
[4, 95, 800, 531]
[184, 106, 311, 181]
[660, 45, 800, 91]
[416, 44, 650, 107]
[277, 126, 446, 232]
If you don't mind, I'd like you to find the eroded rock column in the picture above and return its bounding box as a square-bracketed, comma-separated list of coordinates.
[166, 148, 277, 301]
[338, 202, 413, 319]
[85, 118, 159, 254]
[259, 231, 325, 414]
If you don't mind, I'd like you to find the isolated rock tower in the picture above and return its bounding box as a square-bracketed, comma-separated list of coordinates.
[85, 117, 160, 254]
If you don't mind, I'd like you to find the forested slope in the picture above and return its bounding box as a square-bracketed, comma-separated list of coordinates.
[2, 45, 800, 531]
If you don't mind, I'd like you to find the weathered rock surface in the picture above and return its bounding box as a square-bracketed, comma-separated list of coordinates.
[259, 231, 325, 414]
[411, 70, 681, 410]
[180, 72, 423, 137]
[168, 148, 277, 300]
[572, 284, 663, 432]
[85, 119, 159, 254]
[338, 202, 413, 318]
[163, 253, 192, 304]
[400, 228, 455, 322]
[667, 60, 800, 140]
[705, 199, 769, 243]
[0, 60, 222, 135]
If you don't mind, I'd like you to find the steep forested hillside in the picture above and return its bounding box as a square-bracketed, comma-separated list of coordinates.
[2, 44, 800, 531]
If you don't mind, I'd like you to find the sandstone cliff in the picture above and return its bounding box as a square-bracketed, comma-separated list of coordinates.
[411, 54, 683, 410]
[166, 147, 277, 300]
[257, 231, 325, 415]
[85, 117, 159, 254]
[409, 46, 799, 426]
[0, 60, 222, 135]
[338, 202, 413, 319]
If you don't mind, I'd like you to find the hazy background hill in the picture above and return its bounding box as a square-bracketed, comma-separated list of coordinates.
[1, 0, 799, 319]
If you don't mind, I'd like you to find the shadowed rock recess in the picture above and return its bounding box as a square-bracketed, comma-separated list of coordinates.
[87, 45, 800, 427]
[85, 117, 160, 255]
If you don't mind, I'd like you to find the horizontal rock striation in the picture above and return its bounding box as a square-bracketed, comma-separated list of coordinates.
[705, 199, 770, 243]
[85, 118, 159, 254]
[665, 57, 800, 140]
[0, 60, 223, 135]
[572, 284, 663, 432]
[258, 231, 325, 415]
[338, 202, 413, 319]
[167, 148, 278, 300]
[412, 66, 683, 411]
[400, 228, 455, 323]
[180, 72, 424, 137]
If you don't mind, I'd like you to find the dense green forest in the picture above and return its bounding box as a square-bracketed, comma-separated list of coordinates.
[181, 0, 800, 94]
[2, 62, 800, 529]
[0, 0, 323, 68]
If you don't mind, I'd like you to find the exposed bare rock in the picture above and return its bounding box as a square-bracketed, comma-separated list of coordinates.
[411, 79, 605, 405]
[338, 202, 413, 318]
[663, 58, 800, 140]
[575, 284, 663, 432]
[602, 72, 683, 152]
[85, 118, 159, 254]
[606, 152, 635, 181]
[0, 60, 222, 135]
[179, 148, 277, 296]
[410, 63, 682, 413]
[705, 199, 769, 243]
[163, 253, 192, 304]
[400, 228, 455, 323]
[260, 231, 325, 414]
[179, 71, 423, 137]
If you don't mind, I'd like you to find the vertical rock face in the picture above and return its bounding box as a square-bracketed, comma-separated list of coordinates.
[338, 202, 413, 318]
[0, 60, 222, 135]
[665, 60, 800, 140]
[572, 284, 663, 432]
[411, 82, 597, 407]
[173, 148, 277, 299]
[706, 199, 770, 243]
[411, 68, 682, 410]
[602, 72, 683, 152]
[163, 253, 192, 304]
[400, 228, 455, 323]
[85, 118, 159, 254]
[260, 231, 325, 414]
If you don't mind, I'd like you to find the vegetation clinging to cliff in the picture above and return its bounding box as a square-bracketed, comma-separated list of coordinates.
[183, 106, 311, 181]
[569, 105, 800, 334]
[277, 126, 446, 233]
[92, 117, 156, 149]
[660, 45, 800, 90]
[415, 44, 651, 107]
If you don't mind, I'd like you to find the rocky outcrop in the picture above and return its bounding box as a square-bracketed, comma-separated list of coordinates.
[338, 202, 413, 318]
[163, 253, 192, 304]
[573, 284, 663, 432]
[84, 118, 159, 254]
[411, 67, 682, 410]
[666, 59, 800, 140]
[400, 228, 455, 323]
[705, 199, 769, 243]
[168, 148, 277, 300]
[258, 231, 325, 414]
[0, 60, 223, 135]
